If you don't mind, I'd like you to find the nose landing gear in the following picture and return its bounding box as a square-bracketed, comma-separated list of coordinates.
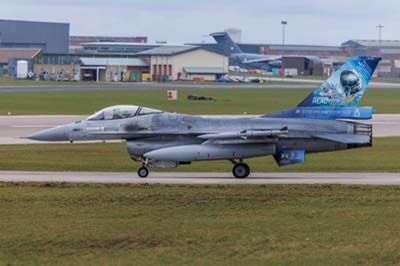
[138, 158, 149, 178]
[137, 166, 149, 178]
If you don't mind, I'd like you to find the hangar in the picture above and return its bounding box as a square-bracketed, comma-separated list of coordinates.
[137, 45, 228, 81]
[79, 57, 150, 82]
[342, 40, 400, 77]
[0, 19, 69, 53]
[283, 56, 324, 76]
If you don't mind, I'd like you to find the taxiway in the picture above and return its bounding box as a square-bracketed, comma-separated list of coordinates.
[0, 80, 399, 92]
[0, 171, 399, 185]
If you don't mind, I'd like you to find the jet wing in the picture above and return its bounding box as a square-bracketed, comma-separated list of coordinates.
[242, 56, 281, 64]
[198, 127, 288, 144]
[312, 133, 370, 144]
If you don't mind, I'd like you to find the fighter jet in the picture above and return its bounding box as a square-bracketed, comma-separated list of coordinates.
[28, 56, 380, 178]
[210, 32, 281, 70]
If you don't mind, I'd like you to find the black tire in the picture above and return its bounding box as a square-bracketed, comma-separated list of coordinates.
[232, 163, 250, 179]
[138, 167, 149, 178]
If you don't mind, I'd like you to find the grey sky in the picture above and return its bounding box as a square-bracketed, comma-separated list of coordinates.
[1, 0, 398, 45]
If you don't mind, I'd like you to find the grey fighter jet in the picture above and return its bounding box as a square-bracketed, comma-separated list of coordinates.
[28, 56, 380, 178]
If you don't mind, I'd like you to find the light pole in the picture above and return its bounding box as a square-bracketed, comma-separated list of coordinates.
[281, 21, 287, 76]
[377, 24, 384, 57]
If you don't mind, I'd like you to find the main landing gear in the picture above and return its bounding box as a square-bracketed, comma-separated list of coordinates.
[136, 158, 251, 179]
[230, 160, 250, 179]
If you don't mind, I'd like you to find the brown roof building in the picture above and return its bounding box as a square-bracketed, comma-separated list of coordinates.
[0, 48, 41, 64]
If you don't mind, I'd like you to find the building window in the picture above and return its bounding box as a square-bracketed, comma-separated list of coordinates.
[168, 65, 172, 76]
[153, 65, 157, 75]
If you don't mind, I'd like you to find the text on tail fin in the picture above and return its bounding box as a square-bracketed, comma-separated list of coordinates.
[298, 56, 381, 108]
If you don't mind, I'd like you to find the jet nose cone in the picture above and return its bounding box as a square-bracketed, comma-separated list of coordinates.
[27, 126, 69, 141]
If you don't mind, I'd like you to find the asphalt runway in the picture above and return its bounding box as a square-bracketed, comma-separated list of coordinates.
[0, 115, 86, 144]
[0, 114, 399, 144]
[0, 80, 399, 92]
[0, 83, 316, 92]
[1, 171, 400, 185]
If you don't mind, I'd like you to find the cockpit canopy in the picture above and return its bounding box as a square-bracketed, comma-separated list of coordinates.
[87, 105, 162, 121]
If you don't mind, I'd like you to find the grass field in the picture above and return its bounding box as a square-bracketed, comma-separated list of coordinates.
[1, 182, 400, 265]
[1, 88, 400, 115]
[0, 137, 399, 172]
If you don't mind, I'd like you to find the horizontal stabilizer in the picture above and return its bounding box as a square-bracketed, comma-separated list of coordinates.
[312, 133, 370, 144]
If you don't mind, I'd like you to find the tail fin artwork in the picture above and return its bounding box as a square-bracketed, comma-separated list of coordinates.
[298, 56, 380, 108]
[210, 32, 242, 55]
[265, 56, 381, 120]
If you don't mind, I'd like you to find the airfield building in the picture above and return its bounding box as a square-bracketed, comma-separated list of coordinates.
[79, 57, 150, 82]
[69, 36, 148, 46]
[4, 18, 400, 79]
[193, 39, 400, 77]
[78, 42, 162, 55]
[137, 45, 229, 81]
[0, 19, 69, 53]
[0, 48, 41, 77]
[341, 40, 400, 77]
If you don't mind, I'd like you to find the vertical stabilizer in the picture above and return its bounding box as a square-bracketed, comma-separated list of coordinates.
[298, 56, 381, 108]
[210, 32, 242, 55]
[264, 56, 381, 120]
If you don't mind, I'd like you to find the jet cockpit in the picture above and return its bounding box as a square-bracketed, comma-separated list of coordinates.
[87, 105, 162, 121]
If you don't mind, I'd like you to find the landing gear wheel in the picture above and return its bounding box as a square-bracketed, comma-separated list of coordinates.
[232, 163, 250, 179]
[138, 167, 149, 178]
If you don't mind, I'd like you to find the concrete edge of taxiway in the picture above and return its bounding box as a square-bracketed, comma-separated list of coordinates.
[1, 171, 400, 185]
